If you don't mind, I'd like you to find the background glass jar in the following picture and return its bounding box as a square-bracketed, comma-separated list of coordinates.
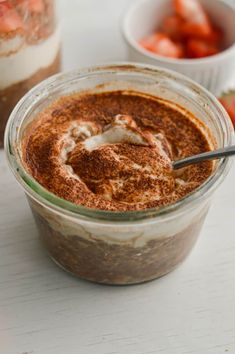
[0, 0, 61, 147]
[5, 64, 234, 285]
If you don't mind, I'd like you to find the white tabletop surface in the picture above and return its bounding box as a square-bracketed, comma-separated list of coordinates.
[1, 1, 235, 353]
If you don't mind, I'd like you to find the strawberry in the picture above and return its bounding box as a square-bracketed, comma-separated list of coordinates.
[140, 32, 184, 58]
[181, 22, 223, 45]
[27, 0, 44, 13]
[219, 91, 235, 128]
[174, 0, 210, 25]
[186, 39, 220, 58]
[181, 22, 212, 39]
[14, 0, 44, 13]
[139, 33, 160, 51]
[205, 27, 223, 44]
[174, 0, 214, 40]
[161, 15, 184, 41]
[0, 1, 23, 33]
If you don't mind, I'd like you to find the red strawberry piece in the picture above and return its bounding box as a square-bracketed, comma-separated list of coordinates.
[174, 0, 214, 39]
[181, 21, 223, 45]
[139, 33, 159, 51]
[0, 1, 23, 33]
[14, 0, 45, 13]
[139, 32, 184, 58]
[219, 91, 235, 128]
[161, 15, 184, 41]
[27, 0, 44, 13]
[203, 27, 223, 44]
[174, 0, 210, 25]
[181, 21, 212, 39]
[186, 39, 220, 58]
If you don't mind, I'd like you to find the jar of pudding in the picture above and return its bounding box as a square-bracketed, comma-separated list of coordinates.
[0, 0, 61, 147]
[5, 64, 234, 285]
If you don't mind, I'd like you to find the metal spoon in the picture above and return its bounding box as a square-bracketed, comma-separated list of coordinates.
[173, 145, 235, 170]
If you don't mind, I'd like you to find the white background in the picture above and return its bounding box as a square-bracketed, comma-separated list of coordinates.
[0, 0, 235, 353]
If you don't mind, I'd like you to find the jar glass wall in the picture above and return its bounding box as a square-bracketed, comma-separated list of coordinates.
[5, 64, 234, 284]
[0, 0, 61, 147]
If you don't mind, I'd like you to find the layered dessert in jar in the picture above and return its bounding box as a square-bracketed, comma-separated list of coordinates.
[0, 0, 60, 147]
[22, 91, 214, 211]
[6, 65, 233, 285]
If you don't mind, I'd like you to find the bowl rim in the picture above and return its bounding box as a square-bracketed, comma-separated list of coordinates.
[122, 0, 235, 65]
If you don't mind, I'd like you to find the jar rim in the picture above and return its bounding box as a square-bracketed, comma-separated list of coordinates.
[4, 62, 234, 223]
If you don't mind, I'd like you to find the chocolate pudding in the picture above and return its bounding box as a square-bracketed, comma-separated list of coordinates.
[0, 0, 61, 147]
[20, 90, 215, 284]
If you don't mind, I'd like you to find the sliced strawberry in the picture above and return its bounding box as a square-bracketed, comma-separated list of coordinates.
[219, 91, 235, 128]
[205, 27, 223, 44]
[0, 1, 23, 33]
[139, 34, 159, 50]
[181, 21, 212, 39]
[27, 0, 45, 13]
[140, 32, 184, 58]
[14, 0, 45, 13]
[181, 21, 223, 45]
[174, 0, 210, 25]
[161, 15, 184, 41]
[186, 39, 220, 58]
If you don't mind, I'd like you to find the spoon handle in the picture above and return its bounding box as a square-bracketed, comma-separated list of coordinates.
[173, 145, 235, 170]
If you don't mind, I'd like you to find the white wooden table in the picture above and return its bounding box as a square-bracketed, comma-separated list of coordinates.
[1, 1, 235, 353]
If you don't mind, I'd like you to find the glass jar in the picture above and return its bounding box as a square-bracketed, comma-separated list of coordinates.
[0, 0, 61, 147]
[5, 64, 234, 285]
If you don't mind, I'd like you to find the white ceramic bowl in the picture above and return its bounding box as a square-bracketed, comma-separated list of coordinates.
[122, 0, 235, 95]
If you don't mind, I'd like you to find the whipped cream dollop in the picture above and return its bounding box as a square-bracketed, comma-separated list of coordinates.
[83, 115, 155, 150]
[22, 91, 213, 211]
[58, 115, 174, 204]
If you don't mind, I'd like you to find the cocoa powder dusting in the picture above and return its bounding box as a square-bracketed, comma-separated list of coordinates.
[22, 91, 214, 211]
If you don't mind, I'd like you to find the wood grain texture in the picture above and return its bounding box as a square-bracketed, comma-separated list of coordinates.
[1, 0, 235, 353]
